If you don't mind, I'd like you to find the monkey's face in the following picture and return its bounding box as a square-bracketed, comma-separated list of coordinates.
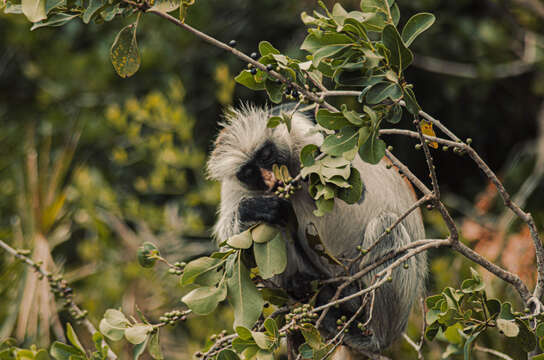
[236, 140, 289, 192]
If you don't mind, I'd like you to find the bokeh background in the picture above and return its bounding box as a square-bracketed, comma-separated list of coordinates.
[1, 0, 544, 358]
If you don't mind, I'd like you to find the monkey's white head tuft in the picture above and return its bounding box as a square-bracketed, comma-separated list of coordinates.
[207, 104, 323, 181]
[207, 104, 280, 180]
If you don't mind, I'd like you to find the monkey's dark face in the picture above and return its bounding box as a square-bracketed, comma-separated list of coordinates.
[236, 140, 289, 191]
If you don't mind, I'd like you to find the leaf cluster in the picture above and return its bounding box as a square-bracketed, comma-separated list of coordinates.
[425, 268, 544, 359]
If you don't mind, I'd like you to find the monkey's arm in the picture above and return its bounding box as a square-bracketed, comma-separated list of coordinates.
[238, 196, 292, 228]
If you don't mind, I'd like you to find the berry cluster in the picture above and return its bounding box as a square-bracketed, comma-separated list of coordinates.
[159, 309, 188, 325]
[167, 261, 186, 276]
[285, 304, 318, 330]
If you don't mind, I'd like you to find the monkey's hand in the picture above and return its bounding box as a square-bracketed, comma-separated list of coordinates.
[238, 196, 292, 228]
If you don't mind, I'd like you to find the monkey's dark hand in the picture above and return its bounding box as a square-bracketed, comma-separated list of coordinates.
[239, 196, 292, 228]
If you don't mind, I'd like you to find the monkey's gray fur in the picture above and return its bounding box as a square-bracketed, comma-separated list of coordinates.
[207, 104, 426, 355]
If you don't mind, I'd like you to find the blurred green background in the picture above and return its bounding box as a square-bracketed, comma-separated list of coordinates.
[1, 0, 544, 358]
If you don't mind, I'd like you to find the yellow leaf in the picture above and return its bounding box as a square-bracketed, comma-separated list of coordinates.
[420, 120, 438, 149]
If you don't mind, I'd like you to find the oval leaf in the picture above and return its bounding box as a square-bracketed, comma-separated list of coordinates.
[252, 224, 279, 244]
[110, 23, 141, 78]
[253, 233, 287, 279]
[22, 0, 46, 22]
[124, 324, 152, 345]
[227, 260, 264, 329]
[227, 229, 253, 249]
[497, 319, 519, 337]
[181, 284, 227, 315]
[401, 13, 436, 46]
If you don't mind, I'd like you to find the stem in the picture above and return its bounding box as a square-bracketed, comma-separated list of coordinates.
[0, 239, 118, 360]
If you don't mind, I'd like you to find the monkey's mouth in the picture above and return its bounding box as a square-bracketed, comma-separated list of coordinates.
[260, 168, 280, 192]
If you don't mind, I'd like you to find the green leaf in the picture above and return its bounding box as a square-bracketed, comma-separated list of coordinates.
[263, 318, 279, 339]
[110, 23, 141, 78]
[181, 284, 227, 315]
[401, 13, 435, 46]
[426, 294, 443, 309]
[235, 70, 265, 91]
[261, 288, 288, 306]
[341, 106, 363, 126]
[148, 331, 163, 360]
[403, 87, 420, 115]
[49, 342, 84, 360]
[485, 299, 501, 317]
[22, 0, 46, 22]
[256, 350, 274, 360]
[258, 41, 280, 56]
[252, 224, 279, 244]
[217, 349, 240, 360]
[463, 330, 481, 360]
[99, 320, 125, 342]
[267, 116, 282, 129]
[313, 197, 334, 216]
[316, 109, 350, 130]
[150, 0, 179, 13]
[82, 0, 103, 24]
[254, 233, 287, 279]
[300, 144, 319, 167]
[515, 319, 536, 352]
[124, 324, 152, 345]
[300, 324, 322, 349]
[312, 44, 351, 67]
[443, 323, 463, 345]
[236, 326, 253, 340]
[227, 229, 253, 249]
[100, 3, 119, 21]
[366, 82, 402, 104]
[496, 319, 519, 337]
[30, 13, 78, 30]
[337, 167, 363, 204]
[359, 132, 386, 164]
[382, 24, 413, 72]
[251, 332, 274, 350]
[65, 323, 85, 354]
[499, 302, 515, 320]
[132, 336, 148, 360]
[264, 79, 283, 104]
[360, 0, 390, 15]
[231, 338, 257, 353]
[321, 127, 359, 156]
[300, 32, 352, 53]
[4, 3, 23, 14]
[181, 257, 222, 286]
[385, 104, 402, 124]
[424, 322, 440, 341]
[45, 0, 64, 14]
[536, 322, 544, 337]
[227, 260, 264, 329]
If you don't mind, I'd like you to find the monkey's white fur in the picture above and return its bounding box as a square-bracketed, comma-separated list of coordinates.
[207, 104, 426, 355]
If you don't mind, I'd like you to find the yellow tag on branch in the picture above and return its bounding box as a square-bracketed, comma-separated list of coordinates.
[420, 120, 438, 149]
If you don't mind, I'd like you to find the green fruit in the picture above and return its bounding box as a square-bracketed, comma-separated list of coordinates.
[137, 241, 159, 268]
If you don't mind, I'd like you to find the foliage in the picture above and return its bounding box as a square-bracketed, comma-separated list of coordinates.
[1, 0, 544, 359]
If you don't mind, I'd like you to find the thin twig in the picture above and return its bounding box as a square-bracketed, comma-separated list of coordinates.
[0, 239, 117, 360]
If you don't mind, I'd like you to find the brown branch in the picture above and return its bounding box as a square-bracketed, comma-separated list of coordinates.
[145, 8, 336, 113]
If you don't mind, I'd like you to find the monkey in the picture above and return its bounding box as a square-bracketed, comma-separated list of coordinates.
[206, 103, 426, 357]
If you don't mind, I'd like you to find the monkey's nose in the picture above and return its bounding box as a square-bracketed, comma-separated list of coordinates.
[260, 168, 277, 192]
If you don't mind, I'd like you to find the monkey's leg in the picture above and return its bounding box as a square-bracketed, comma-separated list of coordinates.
[346, 212, 423, 353]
